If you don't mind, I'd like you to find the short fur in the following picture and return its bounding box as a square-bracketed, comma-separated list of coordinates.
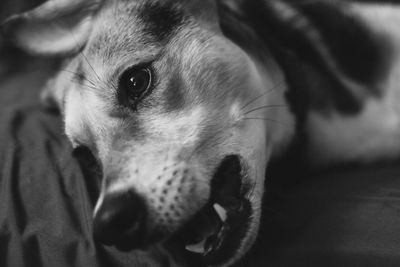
[2, 0, 400, 266]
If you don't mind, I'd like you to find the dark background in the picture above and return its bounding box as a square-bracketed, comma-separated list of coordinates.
[2, 1, 400, 267]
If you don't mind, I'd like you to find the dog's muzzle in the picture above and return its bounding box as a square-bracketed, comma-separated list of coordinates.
[172, 155, 253, 266]
[92, 155, 253, 266]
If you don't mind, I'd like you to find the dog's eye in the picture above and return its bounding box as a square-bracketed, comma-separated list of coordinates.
[119, 67, 153, 107]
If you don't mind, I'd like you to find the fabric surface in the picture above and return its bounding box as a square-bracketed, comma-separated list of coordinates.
[241, 165, 400, 267]
[1, 58, 400, 267]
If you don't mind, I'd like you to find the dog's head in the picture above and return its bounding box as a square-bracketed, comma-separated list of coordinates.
[2, 0, 289, 265]
[2, 0, 392, 266]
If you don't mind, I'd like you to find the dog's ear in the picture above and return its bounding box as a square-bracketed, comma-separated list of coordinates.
[243, 0, 391, 113]
[1, 0, 103, 55]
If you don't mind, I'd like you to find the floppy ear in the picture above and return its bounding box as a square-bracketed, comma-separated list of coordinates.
[1, 0, 103, 55]
[242, 0, 390, 113]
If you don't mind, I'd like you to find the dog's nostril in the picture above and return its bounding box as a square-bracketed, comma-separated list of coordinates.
[93, 190, 147, 249]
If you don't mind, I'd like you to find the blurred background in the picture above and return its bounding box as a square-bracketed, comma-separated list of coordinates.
[0, 0, 45, 78]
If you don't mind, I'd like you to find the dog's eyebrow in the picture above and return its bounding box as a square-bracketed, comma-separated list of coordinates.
[138, 2, 185, 42]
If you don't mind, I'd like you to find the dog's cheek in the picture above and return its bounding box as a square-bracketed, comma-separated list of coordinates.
[226, 104, 269, 261]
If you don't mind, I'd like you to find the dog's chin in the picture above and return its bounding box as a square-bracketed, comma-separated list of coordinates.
[169, 155, 254, 267]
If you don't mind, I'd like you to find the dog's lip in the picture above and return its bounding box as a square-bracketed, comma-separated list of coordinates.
[198, 199, 252, 265]
[172, 155, 252, 266]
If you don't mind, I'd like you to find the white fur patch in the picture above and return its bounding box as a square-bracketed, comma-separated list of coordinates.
[307, 96, 400, 164]
[307, 3, 400, 165]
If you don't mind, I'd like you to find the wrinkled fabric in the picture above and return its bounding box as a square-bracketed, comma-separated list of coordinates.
[1, 60, 400, 267]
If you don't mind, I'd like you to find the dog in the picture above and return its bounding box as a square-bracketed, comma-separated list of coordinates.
[2, 0, 400, 266]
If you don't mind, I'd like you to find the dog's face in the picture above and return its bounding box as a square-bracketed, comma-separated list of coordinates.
[2, 0, 290, 265]
[65, 2, 275, 265]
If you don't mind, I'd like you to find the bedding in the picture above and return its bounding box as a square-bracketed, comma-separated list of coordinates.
[1, 54, 400, 267]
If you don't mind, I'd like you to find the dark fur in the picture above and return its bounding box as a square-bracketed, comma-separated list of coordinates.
[218, 0, 391, 115]
[138, 1, 185, 43]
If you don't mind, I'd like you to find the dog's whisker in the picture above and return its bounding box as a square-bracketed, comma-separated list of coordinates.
[53, 19, 114, 92]
[64, 68, 113, 97]
[79, 55, 119, 93]
[243, 117, 293, 128]
[79, 52, 105, 84]
[243, 104, 288, 116]
[62, 69, 100, 87]
[69, 79, 99, 91]
[69, 79, 112, 99]
[189, 109, 288, 160]
[240, 79, 284, 111]
[188, 122, 237, 160]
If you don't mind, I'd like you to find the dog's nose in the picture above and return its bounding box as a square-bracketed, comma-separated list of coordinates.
[93, 190, 147, 250]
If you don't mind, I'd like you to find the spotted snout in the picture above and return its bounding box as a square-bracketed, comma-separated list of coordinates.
[93, 159, 210, 250]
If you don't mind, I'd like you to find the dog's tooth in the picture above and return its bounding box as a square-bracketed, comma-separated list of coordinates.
[213, 203, 227, 222]
[185, 239, 206, 254]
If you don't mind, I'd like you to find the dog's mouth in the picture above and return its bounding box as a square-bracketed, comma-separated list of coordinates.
[171, 155, 252, 266]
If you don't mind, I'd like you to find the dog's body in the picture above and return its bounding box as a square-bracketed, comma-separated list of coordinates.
[304, 5, 400, 165]
[2, 0, 400, 266]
